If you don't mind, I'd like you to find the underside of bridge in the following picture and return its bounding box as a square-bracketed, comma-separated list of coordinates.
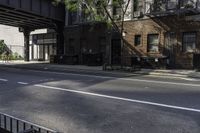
[0, 0, 65, 61]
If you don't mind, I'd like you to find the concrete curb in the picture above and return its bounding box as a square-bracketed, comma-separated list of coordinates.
[0, 63, 200, 79]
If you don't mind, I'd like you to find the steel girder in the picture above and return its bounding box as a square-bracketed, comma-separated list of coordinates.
[0, 0, 65, 29]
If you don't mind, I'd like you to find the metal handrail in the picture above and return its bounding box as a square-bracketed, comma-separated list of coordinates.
[0, 111, 59, 133]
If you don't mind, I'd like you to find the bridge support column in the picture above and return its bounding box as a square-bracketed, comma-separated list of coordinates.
[56, 25, 64, 55]
[23, 29, 31, 62]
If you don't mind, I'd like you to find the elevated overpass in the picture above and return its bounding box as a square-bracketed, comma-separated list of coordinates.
[0, 0, 66, 61]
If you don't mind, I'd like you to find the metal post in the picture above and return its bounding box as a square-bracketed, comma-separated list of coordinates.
[23, 29, 31, 62]
[4, 115, 6, 130]
[23, 122, 26, 130]
[0, 114, 1, 128]
[16, 120, 19, 132]
[10, 118, 12, 132]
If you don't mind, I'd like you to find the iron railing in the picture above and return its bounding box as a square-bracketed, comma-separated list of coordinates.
[145, 0, 200, 15]
[0, 112, 59, 133]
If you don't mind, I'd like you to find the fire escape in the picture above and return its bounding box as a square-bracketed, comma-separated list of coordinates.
[144, 0, 200, 17]
[143, 0, 200, 69]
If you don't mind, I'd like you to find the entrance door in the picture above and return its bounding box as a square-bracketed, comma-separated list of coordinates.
[111, 39, 121, 65]
[165, 32, 176, 67]
[193, 54, 200, 69]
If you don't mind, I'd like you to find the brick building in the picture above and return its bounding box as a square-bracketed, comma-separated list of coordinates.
[111, 0, 200, 69]
[63, 0, 200, 69]
[121, 16, 200, 69]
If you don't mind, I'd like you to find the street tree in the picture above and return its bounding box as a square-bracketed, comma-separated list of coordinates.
[54, 0, 131, 32]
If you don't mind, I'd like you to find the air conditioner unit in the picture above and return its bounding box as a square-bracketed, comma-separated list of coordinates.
[134, 11, 143, 18]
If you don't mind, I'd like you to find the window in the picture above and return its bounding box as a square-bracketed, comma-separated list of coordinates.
[147, 34, 159, 52]
[134, 35, 141, 46]
[179, 0, 195, 9]
[144, 0, 152, 13]
[134, 0, 139, 12]
[112, 0, 122, 17]
[183, 32, 196, 52]
[167, 0, 177, 10]
[113, 6, 121, 16]
[134, 0, 143, 12]
[69, 39, 75, 55]
[70, 12, 78, 24]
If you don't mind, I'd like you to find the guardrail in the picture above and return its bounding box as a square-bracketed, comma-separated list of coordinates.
[0, 112, 59, 133]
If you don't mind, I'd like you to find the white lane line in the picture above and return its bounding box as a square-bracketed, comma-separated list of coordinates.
[28, 69, 116, 79]
[35, 84, 200, 113]
[17, 82, 29, 85]
[119, 78, 200, 87]
[0, 78, 8, 82]
[180, 77, 200, 81]
[27, 69, 200, 87]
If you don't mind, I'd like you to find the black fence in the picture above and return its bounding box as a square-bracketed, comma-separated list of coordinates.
[82, 53, 103, 66]
[123, 56, 168, 69]
[50, 55, 79, 65]
[50, 53, 103, 66]
[0, 112, 59, 133]
[193, 54, 200, 69]
[103, 56, 168, 71]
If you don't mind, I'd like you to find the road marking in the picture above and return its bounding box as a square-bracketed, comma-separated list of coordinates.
[180, 77, 200, 81]
[26, 69, 200, 87]
[119, 78, 200, 87]
[2, 67, 200, 87]
[0, 78, 8, 82]
[17, 82, 29, 85]
[35, 84, 200, 113]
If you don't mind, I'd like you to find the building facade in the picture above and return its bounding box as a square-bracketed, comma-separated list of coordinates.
[62, 0, 200, 69]
[30, 29, 57, 61]
[63, 3, 110, 66]
[0, 25, 54, 61]
[114, 0, 200, 69]
[0, 25, 24, 57]
[64, 23, 109, 65]
[7, 0, 197, 68]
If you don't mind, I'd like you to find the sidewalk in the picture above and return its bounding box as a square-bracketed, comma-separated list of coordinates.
[0, 60, 200, 79]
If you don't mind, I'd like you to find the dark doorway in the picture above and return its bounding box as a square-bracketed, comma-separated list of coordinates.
[164, 32, 176, 68]
[193, 54, 200, 69]
[111, 39, 121, 65]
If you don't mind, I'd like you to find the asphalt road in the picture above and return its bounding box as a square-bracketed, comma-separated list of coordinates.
[0, 67, 200, 133]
